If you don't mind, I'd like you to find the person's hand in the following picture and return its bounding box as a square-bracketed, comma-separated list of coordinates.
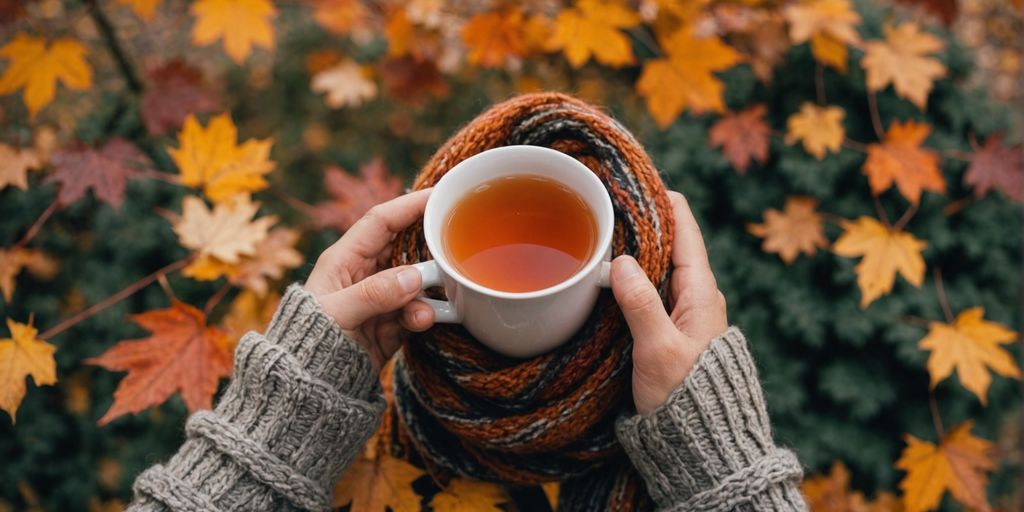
[610, 191, 728, 415]
[304, 189, 437, 372]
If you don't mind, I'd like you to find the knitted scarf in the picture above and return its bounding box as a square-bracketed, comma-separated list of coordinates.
[386, 93, 674, 511]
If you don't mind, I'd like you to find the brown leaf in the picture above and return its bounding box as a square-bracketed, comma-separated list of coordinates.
[46, 138, 147, 209]
[708, 104, 770, 174]
[377, 56, 449, 104]
[895, 0, 958, 26]
[141, 60, 219, 135]
[748, 197, 828, 264]
[310, 159, 404, 232]
[0, 143, 42, 191]
[964, 133, 1023, 202]
[802, 461, 868, 512]
[231, 227, 303, 296]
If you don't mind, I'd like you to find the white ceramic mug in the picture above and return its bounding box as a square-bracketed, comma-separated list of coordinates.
[412, 145, 614, 358]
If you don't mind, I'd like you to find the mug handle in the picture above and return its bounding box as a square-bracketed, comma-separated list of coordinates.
[412, 261, 460, 323]
[597, 261, 612, 288]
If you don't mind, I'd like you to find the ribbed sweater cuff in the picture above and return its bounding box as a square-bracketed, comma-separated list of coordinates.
[129, 284, 385, 512]
[615, 327, 806, 511]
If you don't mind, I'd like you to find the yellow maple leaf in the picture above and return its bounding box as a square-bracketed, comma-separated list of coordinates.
[0, 34, 92, 118]
[636, 27, 742, 127]
[0, 319, 57, 423]
[550, 0, 641, 68]
[332, 455, 425, 511]
[0, 143, 42, 191]
[833, 216, 926, 308]
[862, 22, 946, 110]
[864, 120, 945, 205]
[174, 195, 275, 269]
[896, 421, 995, 512]
[311, 59, 377, 108]
[748, 197, 829, 264]
[462, 9, 530, 68]
[430, 478, 507, 511]
[0, 248, 58, 304]
[919, 307, 1020, 404]
[785, 102, 846, 159]
[168, 113, 275, 203]
[783, 0, 861, 72]
[116, 0, 161, 21]
[190, 0, 276, 64]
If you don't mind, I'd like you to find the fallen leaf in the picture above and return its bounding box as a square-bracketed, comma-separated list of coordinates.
[63, 370, 91, 415]
[174, 195, 275, 267]
[963, 133, 1023, 202]
[542, 482, 560, 509]
[833, 216, 926, 308]
[802, 461, 868, 512]
[310, 159, 404, 232]
[550, 0, 641, 68]
[864, 120, 945, 205]
[895, 0, 957, 25]
[896, 421, 994, 512]
[636, 27, 742, 127]
[406, 0, 445, 28]
[783, 0, 861, 72]
[231, 227, 303, 296]
[115, 0, 160, 21]
[312, 0, 368, 36]
[87, 301, 233, 425]
[168, 113, 275, 203]
[462, 9, 530, 68]
[748, 197, 828, 264]
[305, 49, 344, 75]
[385, 8, 415, 58]
[220, 289, 280, 343]
[785, 102, 845, 159]
[46, 138, 146, 209]
[0, 0, 27, 22]
[0, 33, 92, 118]
[332, 455, 425, 511]
[919, 307, 1020, 404]
[0, 319, 56, 423]
[311, 59, 377, 108]
[0, 143, 42, 191]
[431, 478, 507, 511]
[0, 248, 58, 303]
[141, 60, 219, 135]
[190, 0, 276, 64]
[708, 104, 770, 173]
[721, 8, 789, 82]
[862, 22, 946, 110]
[377, 56, 450, 104]
[866, 492, 902, 512]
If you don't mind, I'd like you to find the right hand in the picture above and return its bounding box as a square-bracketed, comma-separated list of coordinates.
[609, 191, 729, 415]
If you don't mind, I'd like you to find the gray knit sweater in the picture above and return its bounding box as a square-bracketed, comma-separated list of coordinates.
[126, 285, 806, 511]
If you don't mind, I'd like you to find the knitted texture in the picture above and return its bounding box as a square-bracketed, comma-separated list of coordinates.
[385, 93, 676, 510]
[125, 285, 384, 512]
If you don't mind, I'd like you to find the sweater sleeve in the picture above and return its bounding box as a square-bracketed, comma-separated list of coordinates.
[615, 327, 807, 512]
[126, 284, 385, 512]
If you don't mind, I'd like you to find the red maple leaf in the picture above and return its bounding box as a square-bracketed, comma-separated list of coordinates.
[377, 56, 450, 105]
[87, 300, 233, 426]
[141, 60, 219, 135]
[46, 138, 147, 209]
[964, 133, 1023, 203]
[708, 104, 771, 174]
[309, 158, 404, 232]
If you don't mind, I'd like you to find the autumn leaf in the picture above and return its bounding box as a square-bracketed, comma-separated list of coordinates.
[141, 60, 219, 135]
[0, 34, 92, 118]
[431, 478, 507, 511]
[785, 102, 845, 159]
[46, 138, 146, 209]
[190, 0, 276, 64]
[550, 0, 641, 68]
[963, 133, 1023, 202]
[708, 104, 770, 173]
[833, 216, 926, 308]
[862, 23, 945, 110]
[174, 195, 275, 272]
[312, 0, 369, 36]
[220, 289, 280, 343]
[721, 8, 790, 83]
[783, 0, 861, 72]
[310, 159, 404, 232]
[542, 482, 560, 509]
[919, 307, 1020, 404]
[748, 197, 828, 264]
[0, 143, 42, 191]
[0, 248, 58, 304]
[378, 56, 450, 104]
[311, 59, 377, 108]
[231, 227, 303, 296]
[168, 113, 275, 203]
[802, 461, 867, 511]
[896, 421, 994, 512]
[116, 0, 161, 21]
[385, 8, 415, 58]
[463, 9, 531, 68]
[0, 319, 56, 423]
[87, 301, 233, 425]
[332, 455, 425, 511]
[864, 120, 945, 204]
[636, 27, 742, 127]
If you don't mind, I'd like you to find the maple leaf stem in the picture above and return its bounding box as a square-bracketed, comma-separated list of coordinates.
[892, 203, 919, 231]
[872, 196, 891, 227]
[814, 64, 826, 105]
[942, 196, 975, 216]
[841, 138, 868, 152]
[84, 0, 143, 94]
[12, 197, 61, 252]
[900, 315, 931, 327]
[204, 282, 233, 316]
[928, 391, 945, 439]
[866, 91, 886, 140]
[267, 185, 318, 216]
[39, 256, 193, 340]
[134, 169, 185, 185]
[628, 27, 663, 58]
[933, 267, 956, 324]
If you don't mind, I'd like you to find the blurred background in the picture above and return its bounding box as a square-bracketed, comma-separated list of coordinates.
[0, 0, 1021, 510]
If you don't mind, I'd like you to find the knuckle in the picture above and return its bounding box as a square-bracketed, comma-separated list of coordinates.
[358, 275, 394, 306]
[621, 282, 661, 315]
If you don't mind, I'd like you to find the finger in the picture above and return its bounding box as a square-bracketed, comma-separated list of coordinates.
[318, 265, 423, 329]
[400, 301, 436, 332]
[610, 255, 678, 344]
[341, 189, 432, 260]
[667, 192, 717, 298]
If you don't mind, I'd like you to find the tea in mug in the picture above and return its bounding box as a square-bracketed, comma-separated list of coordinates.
[444, 175, 598, 292]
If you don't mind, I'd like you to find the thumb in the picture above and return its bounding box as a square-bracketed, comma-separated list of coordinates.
[319, 266, 423, 329]
[610, 256, 676, 343]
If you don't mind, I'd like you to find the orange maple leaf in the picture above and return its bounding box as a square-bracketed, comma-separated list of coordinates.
[431, 478, 507, 511]
[231, 227, 303, 296]
[919, 307, 1020, 404]
[463, 9, 531, 68]
[87, 301, 233, 425]
[310, 159, 404, 232]
[748, 197, 828, 264]
[0, 143, 42, 191]
[802, 461, 867, 511]
[833, 216, 926, 308]
[190, 0, 276, 64]
[785, 102, 846, 160]
[312, 0, 369, 36]
[862, 23, 946, 110]
[0, 319, 56, 423]
[168, 113, 275, 203]
[332, 454, 425, 511]
[896, 421, 995, 512]
[783, 0, 861, 72]
[115, 0, 161, 21]
[0, 34, 92, 118]
[0, 248, 58, 304]
[864, 120, 945, 205]
[708, 104, 771, 174]
[550, 0, 641, 68]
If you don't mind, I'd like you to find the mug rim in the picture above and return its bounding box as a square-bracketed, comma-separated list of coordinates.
[423, 145, 615, 300]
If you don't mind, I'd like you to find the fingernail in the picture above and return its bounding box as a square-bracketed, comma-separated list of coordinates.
[414, 310, 429, 325]
[615, 256, 643, 280]
[397, 268, 420, 293]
